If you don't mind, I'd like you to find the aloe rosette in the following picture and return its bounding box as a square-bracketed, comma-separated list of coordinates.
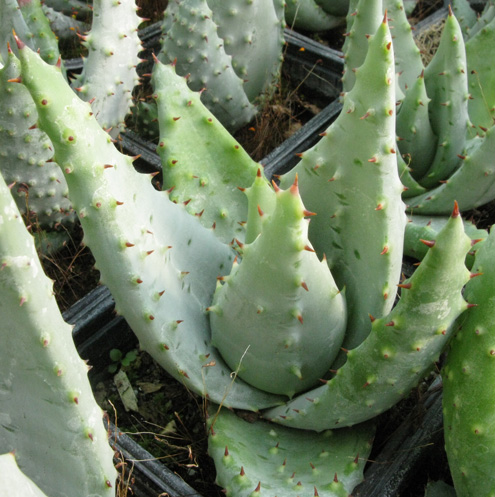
[7, 4, 482, 492]
[338, 1, 495, 217]
[158, 0, 285, 132]
[401, 5, 495, 214]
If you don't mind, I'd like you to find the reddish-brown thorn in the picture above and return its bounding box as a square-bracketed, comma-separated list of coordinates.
[290, 173, 299, 195]
[420, 239, 435, 248]
[452, 200, 460, 218]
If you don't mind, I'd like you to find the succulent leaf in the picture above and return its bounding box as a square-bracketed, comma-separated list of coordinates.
[208, 407, 374, 497]
[404, 213, 486, 268]
[71, 0, 142, 135]
[451, 0, 478, 37]
[407, 125, 495, 214]
[152, 59, 263, 245]
[243, 169, 278, 244]
[465, 12, 495, 129]
[285, 0, 344, 32]
[396, 70, 437, 183]
[1, 453, 51, 497]
[442, 220, 495, 497]
[341, 0, 383, 94]
[0, 0, 36, 63]
[0, 170, 116, 497]
[18, 0, 64, 72]
[314, 0, 350, 17]
[384, 0, 424, 94]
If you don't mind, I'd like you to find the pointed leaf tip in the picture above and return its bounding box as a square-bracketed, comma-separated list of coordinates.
[290, 173, 299, 195]
[452, 201, 460, 218]
[12, 30, 25, 50]
[420, 239, 436, 248]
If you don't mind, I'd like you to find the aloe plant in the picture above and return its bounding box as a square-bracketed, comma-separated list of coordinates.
[2, 0, 495, 495]
[157, 0, 285, 132]
[3, 1, 485, 491]
[339, 0, 495, 217]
